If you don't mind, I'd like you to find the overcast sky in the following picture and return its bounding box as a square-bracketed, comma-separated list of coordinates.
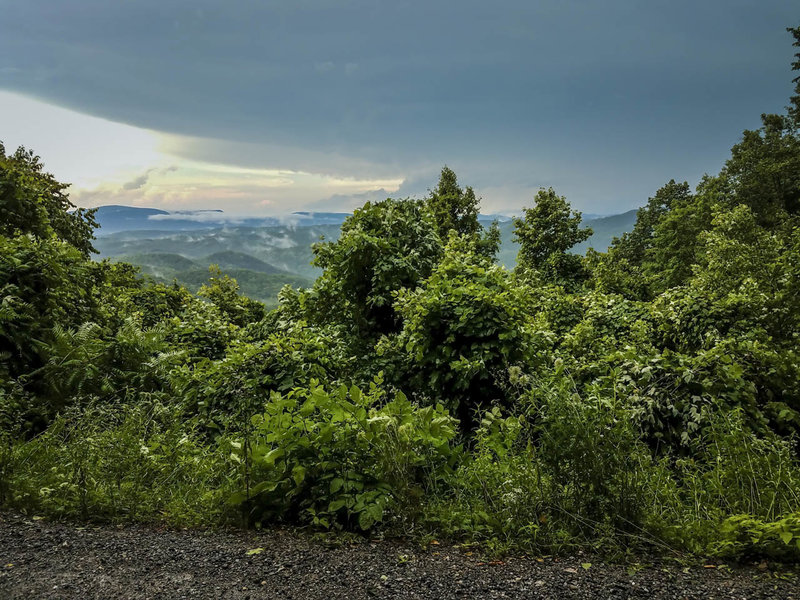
[1, 1, 798, 215]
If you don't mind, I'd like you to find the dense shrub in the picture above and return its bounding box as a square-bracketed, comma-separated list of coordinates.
[227, 380, 457, 530]
[172, 323, 348, 430]
[0, 404, 236, 526]
[387, 235, 552, 427]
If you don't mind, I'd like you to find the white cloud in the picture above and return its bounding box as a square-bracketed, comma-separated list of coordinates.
[0, 90, 162, 189]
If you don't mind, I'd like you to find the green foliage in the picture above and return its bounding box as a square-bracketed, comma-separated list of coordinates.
[5, 26, 800, 561]
[312, 197, 443, 339]
[421, 408, 544, 551]
[723, 113, 800, 225]
[388, 234, 550, 427]
[228, 381, 457, 530]
[28, 319, 171, 416]
[173, 323, 346, 430]
[513, 188, 592, 287]
[422, 385, 671, 554]
[160, 299, 239, 362]
[0, 234, 110, 432]
[142, 262, 309, 307]
[654, 410, 800, 556]
[0, 143, 97, 256]
[0, 404, 236, 526]
[716, 513, 800, 559]
[0, 235, 97, 379]
[613, 181, 689, 266]
[112, 278, 193, 329]
[586, 246, 649, 299]
[426, 166, 481, 239]
[789, 25, 800, 127]
[530, 377, 667, 543]
[198, 265, 266, 327]
[610, 179, 708, 295]
[603, 344, 765, 449]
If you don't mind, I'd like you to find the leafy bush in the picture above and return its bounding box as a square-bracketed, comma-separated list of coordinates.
[389, 235, 552, 427]
[0, 143, 97, 256]
[172, 323, 347, 430]
[715, 513, 800, 560]
[311, 198, 443, 339]
[228, 380, 457, 531]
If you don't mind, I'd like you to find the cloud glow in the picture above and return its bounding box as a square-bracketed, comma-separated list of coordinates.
[0, 91, 404, 214]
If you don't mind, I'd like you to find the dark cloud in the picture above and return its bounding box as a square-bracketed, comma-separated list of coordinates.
[121, 165, 179, 191]
[1, 0, 797, 212]
[122, 169, 154, 191]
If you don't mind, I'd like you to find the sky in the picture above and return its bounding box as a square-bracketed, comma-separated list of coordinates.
[0, 1, 798, 216]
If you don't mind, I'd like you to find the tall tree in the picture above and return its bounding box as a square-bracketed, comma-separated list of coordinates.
[0, 143, 97, 256]
[613, 180, 692, 267]
[513, 188, 592, 286]
[427, 166, 481, 239]
[787, 25, 800, 128]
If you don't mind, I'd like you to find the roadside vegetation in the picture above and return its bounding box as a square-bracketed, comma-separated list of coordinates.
[2, 25, 800, 563]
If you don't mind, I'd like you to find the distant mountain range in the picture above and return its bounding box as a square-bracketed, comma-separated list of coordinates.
[95, 224, 341, 279]
[114, 251, 288, 277]
[91, 205, 638, 305]
[92, 205, 357, 235]
[92, 206, 518, 235]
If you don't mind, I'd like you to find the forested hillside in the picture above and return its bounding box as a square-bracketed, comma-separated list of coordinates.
[107, 251, 311, 305]
[2, 25, 800, 562]
[92, 206, 635, 303]
[94, 224, 342, 279]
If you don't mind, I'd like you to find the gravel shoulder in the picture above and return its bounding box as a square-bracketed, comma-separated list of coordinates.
[0, 512, 797, 599]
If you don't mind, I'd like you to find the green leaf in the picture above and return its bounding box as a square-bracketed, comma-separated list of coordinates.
[262, 448, 284, 467]
[350, 385, 362, 405]
[292, 465, 306, 486]
[250, 480, 279, 496]
[226, 491, 249, 505]
[358, 511, 375, 531]
[328, 499, 347, 512]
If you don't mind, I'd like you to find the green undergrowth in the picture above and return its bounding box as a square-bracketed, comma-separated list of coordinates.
[2, 378, 799, 561]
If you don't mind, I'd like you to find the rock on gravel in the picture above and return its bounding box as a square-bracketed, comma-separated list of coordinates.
[0, 512, 796, 599]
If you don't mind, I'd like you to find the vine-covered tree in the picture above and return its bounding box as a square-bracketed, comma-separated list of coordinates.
[312, 198, 443, 339]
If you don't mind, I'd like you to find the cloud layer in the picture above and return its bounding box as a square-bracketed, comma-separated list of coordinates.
[1, 1, 797, 213]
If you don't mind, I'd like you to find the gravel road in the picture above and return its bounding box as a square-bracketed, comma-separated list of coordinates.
[0, 512, 796, 599]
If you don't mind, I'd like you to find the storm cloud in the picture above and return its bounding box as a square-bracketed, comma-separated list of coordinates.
[1, 0, 797, 213]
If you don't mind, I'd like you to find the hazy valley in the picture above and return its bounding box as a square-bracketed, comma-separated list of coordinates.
[93, 206, 638, 304]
